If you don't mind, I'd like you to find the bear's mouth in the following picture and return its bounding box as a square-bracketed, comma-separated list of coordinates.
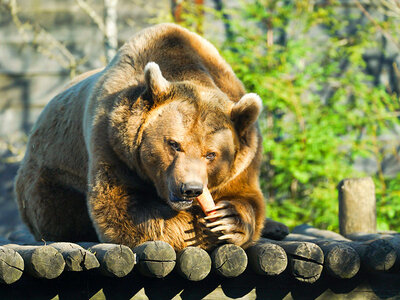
[168, 192, 194, 210]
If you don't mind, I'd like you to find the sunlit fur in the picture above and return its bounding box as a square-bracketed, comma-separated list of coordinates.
[15, 24, 265, 250]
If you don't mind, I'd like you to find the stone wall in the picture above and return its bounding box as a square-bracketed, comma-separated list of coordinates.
[0, 0, 171, 141]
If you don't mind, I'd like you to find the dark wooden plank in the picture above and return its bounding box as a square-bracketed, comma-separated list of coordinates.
[292, 224, 349, 241]
[346, 232, 400, 242]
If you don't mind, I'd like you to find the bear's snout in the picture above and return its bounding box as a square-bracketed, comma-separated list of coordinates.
[180, 182, 203, 198]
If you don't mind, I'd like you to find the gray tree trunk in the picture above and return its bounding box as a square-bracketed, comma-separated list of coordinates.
[104, 0, 118, 63]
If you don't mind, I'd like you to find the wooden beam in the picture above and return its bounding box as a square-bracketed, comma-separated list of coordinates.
[338, 177, 376, 236]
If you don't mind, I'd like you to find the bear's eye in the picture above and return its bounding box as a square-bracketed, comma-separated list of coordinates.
[206, 152, 216, 161]
[168, 140, 182, 152]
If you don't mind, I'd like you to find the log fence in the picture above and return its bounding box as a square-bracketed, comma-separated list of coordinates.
[0, 177, 399, 299]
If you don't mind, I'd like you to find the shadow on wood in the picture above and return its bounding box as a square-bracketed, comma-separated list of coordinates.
[1, 267, 400, 299]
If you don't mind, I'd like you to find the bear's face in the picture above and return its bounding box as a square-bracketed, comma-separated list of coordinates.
[140, 94, 236, 210]
[138, 63, 262, 211]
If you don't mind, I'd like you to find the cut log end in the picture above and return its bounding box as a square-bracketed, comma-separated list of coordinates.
[83, 243, 135, 278]
[247, 242, 287, 276]
[176, 247, 211, 281]
[325, 244, 360, 279]
[30, 246, 65, 279]
[133, 241, 176, 278]
[0, 247, 24, 284]
[338, 177, 376, 236]
[211, 244, 248, 278]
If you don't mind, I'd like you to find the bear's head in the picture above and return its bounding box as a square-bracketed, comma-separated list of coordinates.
[109, 62, 262, 211]
[138, 62, 262, 211]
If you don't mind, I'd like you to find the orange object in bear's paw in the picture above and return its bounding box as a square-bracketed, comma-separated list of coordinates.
[197, 187, 217, 221]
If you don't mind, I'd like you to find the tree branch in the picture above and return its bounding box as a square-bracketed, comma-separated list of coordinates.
[354, 0, 400, 51]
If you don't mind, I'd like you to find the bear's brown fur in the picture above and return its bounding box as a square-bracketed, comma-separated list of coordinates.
[15, 24, 265, 250]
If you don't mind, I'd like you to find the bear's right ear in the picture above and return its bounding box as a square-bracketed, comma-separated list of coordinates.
[144, 62, 170, 102]
[231, 93, 262, 137]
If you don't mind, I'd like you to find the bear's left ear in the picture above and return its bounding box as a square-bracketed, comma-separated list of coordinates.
[144, 62, 170, 101]
[231, 93, 262, 137]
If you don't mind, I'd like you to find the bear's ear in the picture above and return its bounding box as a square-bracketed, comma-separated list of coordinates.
[144, 62, 170, 101]
[231, 93, 262, 137]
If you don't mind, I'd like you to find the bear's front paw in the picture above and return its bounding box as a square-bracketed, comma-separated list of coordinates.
[205, 200, 253, 247]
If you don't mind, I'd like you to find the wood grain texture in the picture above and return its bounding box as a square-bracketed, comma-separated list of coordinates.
[0, 246, 24, 284]
[247, 242, 287, 276]
[80, 243, 135, 277]
[211, 244, 247, 278]
[3, 244, 65, 279]
[176, 246, 211, 281]
[263, 238, 324, 283]
[133, 241, 176, 278]
[338, 177, 376, 236]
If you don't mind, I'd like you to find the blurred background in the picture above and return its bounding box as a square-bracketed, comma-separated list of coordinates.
[0, 0, 399, 237]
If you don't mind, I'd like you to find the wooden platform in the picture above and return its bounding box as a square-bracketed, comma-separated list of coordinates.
[2, 268, 400, 299]
[0, 225, 400, 299]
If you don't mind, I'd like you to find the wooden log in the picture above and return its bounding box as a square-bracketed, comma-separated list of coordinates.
[176, 247, 211, 281]
[346, 238, 397, 272]
[384, 236, 400, 272]
[283, 233, 318, 242]
[346, 232, 398, 242]
[0, 246, 24, 284]
[313, 240, 360, 279]
[7, 229, 99, 272]
[47, 242, 99, 272]
[211, 244, 247, 278]
[80, 243, 135, 278]
[247, 242, 287, 276]
[262, 238, 324, 283]
[338, 177, 376, 236]
[2, 264, 400, 299]
[133, 241, 176, 278]
[284, 233, 392, 276]
[292, 224, 349, 241]
[346, 233, 400, 271]
[3, 244, 65, 279]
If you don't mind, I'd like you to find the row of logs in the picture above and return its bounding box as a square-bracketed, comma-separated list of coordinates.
[0, 225, 399, 285]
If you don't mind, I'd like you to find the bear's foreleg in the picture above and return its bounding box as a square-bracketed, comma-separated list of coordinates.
[88, 172, 222, 250]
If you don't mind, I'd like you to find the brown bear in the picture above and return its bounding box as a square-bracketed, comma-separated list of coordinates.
[15, 23, 265, 250]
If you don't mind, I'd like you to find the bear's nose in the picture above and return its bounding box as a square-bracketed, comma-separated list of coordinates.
[180, 182, 203, 198]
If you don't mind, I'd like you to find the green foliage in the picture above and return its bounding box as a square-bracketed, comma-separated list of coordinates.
[159, 0, 400, 232]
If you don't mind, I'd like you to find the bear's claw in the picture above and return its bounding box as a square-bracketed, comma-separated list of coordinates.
[204, 200, 249, 245]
